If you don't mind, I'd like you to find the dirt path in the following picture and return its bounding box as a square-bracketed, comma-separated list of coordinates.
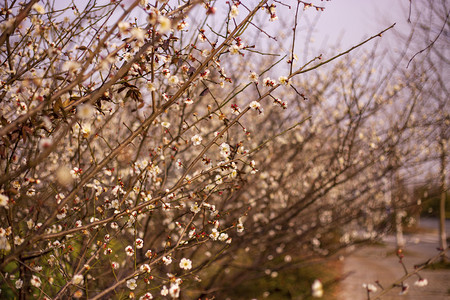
[338, 219, 450, 300]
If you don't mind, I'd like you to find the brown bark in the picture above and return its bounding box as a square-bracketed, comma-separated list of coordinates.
[439, 136, 448, 262]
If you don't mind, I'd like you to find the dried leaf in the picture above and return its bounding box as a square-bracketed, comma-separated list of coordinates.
[199, 88, 209, 97]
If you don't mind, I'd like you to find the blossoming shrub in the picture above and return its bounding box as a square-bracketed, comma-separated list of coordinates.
[0, 0, 416, 299]
[192, 48, 432, 297]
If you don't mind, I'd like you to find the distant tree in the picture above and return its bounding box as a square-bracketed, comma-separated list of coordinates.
[401, 0, 449, 260]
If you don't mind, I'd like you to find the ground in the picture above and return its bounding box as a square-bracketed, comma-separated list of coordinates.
[338, 218, 450, 300]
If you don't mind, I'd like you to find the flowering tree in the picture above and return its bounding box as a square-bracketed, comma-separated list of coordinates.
[207, 46, 431, 296]
[380, 0, 449, 257]
[0, 0, 410, 299]
[353, 1, 450, 297]
[403, 0, 449, 261]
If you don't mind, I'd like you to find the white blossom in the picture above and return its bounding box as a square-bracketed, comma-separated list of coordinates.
[179, 258, 192, 270]
[30, 275, 41, 288]
[0, 194, 8, 207]
[158, 16, 172, 33]
[312, 279, 323, 298]
[229, 44, 240, 55]
[15, 279, 23, 289]
[191, 134, 203, 146]
[72, 274, 84, 285]
[414, 278, 428, 287]
[126, 278, 137, 290]
[125, 245, 134, 256]
[32, 3, 45, 14]
[169, 283, 180, 298]
[229, 5, 239, 18]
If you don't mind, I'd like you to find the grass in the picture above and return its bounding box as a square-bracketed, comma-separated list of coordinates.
[425, 260, 450, 270]
[222, 259, 342, 300]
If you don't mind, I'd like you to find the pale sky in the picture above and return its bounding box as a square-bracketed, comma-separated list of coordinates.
[308, 0, 409, 48]
[277, 0, 412, 62]
[268, 0, 447, 72]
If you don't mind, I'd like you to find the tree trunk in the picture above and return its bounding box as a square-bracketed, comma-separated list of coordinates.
[391, 171, 405, 250]
[439, 137, 447, 262]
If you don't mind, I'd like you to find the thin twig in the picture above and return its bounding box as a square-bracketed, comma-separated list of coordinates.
[372, 249, 448, 299]
[406, 9, 450, 68]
